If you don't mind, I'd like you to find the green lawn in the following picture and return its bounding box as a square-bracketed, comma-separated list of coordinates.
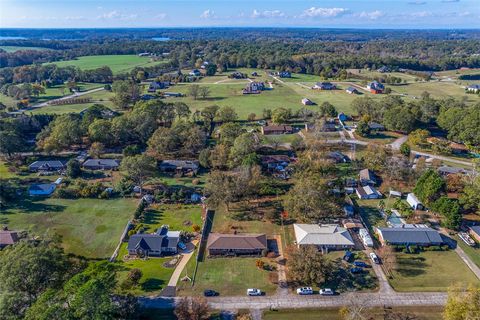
[456, 236, 480, 268]
[46, 55, 168, 74]
[0, 46, 52, 52]
[391, 81, 480, 104]
[176, 256, 277, 296]
[142, 204, 203, 234]
[116, 243, 176, 295]
[1, 198, 137, 258]
[389, 250, 480, 292]
[0, 93, 19, 110]
[263, 306, 445, 320]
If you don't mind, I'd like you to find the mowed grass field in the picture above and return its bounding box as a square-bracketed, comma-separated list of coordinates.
[263, 306, 445, 320]
[388, 250, 479, 292]
[46, 55, 168, 74]
[1, 198, 137, 258]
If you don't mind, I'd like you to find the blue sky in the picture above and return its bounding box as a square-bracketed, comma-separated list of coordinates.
[1, 0, 479, 29]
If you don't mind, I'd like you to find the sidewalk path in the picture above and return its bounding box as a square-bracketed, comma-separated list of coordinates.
[167, 240, 198, 286]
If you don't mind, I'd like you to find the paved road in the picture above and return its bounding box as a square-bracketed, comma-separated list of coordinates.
[139, 291, 447, 310]
[410, 150, 473, 167]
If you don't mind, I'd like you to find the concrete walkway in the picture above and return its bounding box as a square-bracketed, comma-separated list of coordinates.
[453, 244, 480, 279]
[167, 240, 198, 286]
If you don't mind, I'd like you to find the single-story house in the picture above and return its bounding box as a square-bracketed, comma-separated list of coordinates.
[438, 166, 470, 176]
[346, 86, 359, 94]
[359, 169, 377, 186]
[148, 81, 169, 92]
[367, 81, 385, 94]
[294, 224, 355, 253]
[368, 122, 385, 131]
[277, 71, 291, 78]
[29, 183, 56, 196]
[82, 159, 120, 170]
[206, 233, 267, 256]
[449, 142, 469, 154]
[260, 155, 291, 170]
[127, 226, 179, 256]
[359, 228, 374, 247]
[468, 226, 480, 243]
[313, 82, 336, 90]
[29, 160, 66, 172]
[261, 125, 293, 135]
[0, 227, 20, 249]
[466, 84, 480, 93]
[406, 193, 423, 210]
[377, 66, 390, 73]
[163, 92, 183, 97]
[328, 151, 349, 163]
[375, 224, 443, 246]
[243, 81, 265, 94]
[304, 121, 336, 133]
[356, 185, 382, 199]
[301, 98, 314, 105]
[159, 160, 199, 174]
[189, 69, 201, 76]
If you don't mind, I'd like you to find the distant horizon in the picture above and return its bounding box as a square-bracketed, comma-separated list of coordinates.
[1, 0, 479, 29]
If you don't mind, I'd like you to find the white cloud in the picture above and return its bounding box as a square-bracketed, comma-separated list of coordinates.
[301, 7, 348, 18]
[251, 9, 285, 19]
[356, 10, 384, 20]
[97, 10, 137, 20]
[200, 9, 215, 19]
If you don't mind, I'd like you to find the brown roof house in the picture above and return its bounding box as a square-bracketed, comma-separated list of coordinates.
[0, 227, 20, 249]
[469, 226, 480, 243]
[261, 125, 293, 135]
[206, 233, 267, 257]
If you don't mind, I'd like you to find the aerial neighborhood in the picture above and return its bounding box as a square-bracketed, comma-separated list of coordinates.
[0, 25, 480, 320]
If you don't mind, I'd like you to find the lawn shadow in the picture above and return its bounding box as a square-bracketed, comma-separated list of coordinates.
[2, 199, 66, 215]
[142, 278, 166, 292]
[144, 209, 162, 225]
[395, 255, 427, 277]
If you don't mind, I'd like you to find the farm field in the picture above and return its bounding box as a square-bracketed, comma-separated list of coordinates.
[1, 198, 137, 258]
[388, 250, 479, 292]
[390, 81, 480, 103]
[0, 45, 52, 52]
[45, 55, 168, 74]
[263, 306, 445, 320]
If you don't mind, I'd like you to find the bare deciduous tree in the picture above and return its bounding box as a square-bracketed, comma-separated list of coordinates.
[174, 297, 210, 320]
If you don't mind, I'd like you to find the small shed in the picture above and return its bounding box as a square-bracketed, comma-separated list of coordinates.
[389, 190, 402, 198]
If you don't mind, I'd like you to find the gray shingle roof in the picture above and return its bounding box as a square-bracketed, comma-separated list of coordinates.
[294, 224, 354, 246]
[377, 225, 443, 245]
[159, 160, 199, 170]
[127, 234, 164, 252]
[82, 159, 120, 168]
[29, 160, 65, 170]
[206, 233, 267, 250]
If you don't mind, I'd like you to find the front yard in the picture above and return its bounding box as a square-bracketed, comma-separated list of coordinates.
[176, 256, 278, 296]
[388, 250, 479, 292]
[1, 197, 137, 258]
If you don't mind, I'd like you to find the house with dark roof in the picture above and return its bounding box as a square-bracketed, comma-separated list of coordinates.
[148, 81, 170, 92]
[127, 226, 179, 256]
[29, 183, 56, 196]
[468, 226, 480, 243]
[0, 227, 20, 249]
[243, 81, 265, 94]
[82, 159, 120, 170]
[206, 233, 267, 256]
[277, 71, 291, 78]
[466, 84, 480, 93]
[261, 125, 293, 135]
[346, 86, 359, 94]
[313, 82, 336, 90]
[367, 81, 385, 94]
[356, 185, 382, 199]
[29, 160, 66, 172]
[375, 224, 443, 246]
[368, 122, 385, 131]
[159, 160, 199, 174]
[377, 66, 391, 73]
[189, 69, 201, 76]
[359, 169, 377, 186]
[327, 151, 349, 163]
[294, 224, 355, 253]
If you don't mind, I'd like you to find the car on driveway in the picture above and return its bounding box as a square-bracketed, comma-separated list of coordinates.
[296, 287, 313, 295]
[370, 252, 380, 264]
[203, 289, 218, 297]
[247, 288, 262, 296]
[178, 241, 187, 250]
[350, 267, 364, 274]
[319, 288, 334, 296]
[353, 261, 370, 268]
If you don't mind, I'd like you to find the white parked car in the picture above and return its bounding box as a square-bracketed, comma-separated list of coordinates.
[296, 287, 313, 295]
[319, 288, 334, 296]
[247, 288, 262, 296]
[370, 252, 380, 264]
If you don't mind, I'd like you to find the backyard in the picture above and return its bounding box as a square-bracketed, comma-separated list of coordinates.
[1, 197, 137, 258]
[388, 250, 479, 292]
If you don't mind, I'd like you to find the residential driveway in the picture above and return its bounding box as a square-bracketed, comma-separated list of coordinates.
[167, 240, 198, 287]
[139, 291, 447, 310]
[389, 135, 408, 150]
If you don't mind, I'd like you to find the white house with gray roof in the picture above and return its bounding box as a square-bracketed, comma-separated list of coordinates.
[375, 224, 443, 246]
[294, 224, 354, 252]
[82, 159, 120, 170]
[29, 160, 66, 172]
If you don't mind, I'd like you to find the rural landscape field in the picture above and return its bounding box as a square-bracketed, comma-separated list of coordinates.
[1, 1, 480, 319]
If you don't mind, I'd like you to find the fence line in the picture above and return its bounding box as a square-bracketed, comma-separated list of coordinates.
[191, 209, 215, 286]
[109, 220, 132, 262]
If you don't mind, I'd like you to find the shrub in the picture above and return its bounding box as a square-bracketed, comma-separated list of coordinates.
[255, 259, 265, 269]
[192, 224, 201, 232]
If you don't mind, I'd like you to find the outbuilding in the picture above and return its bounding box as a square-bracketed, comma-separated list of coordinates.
[406, 193, 423, 210]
